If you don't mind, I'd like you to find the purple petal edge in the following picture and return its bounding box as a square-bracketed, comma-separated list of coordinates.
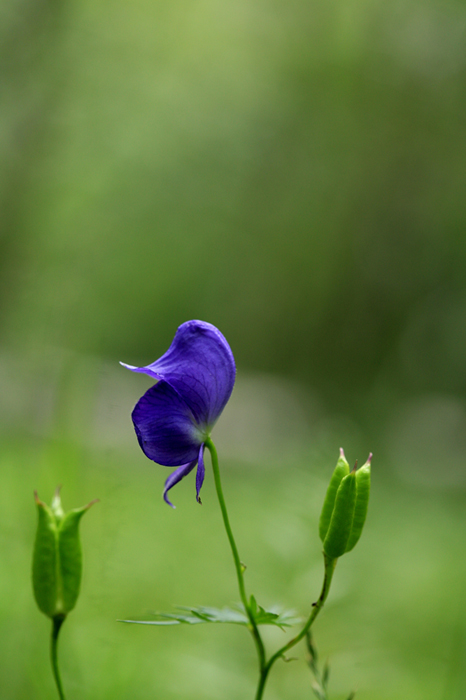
[119, 361, 163, 382]
[121, 320, 236, 427]
[163, 460, 197, 508]
[131, 381, 201, 466]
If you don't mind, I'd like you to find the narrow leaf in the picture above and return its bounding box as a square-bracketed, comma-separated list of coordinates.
[311, 682, 326, 700]
[120, 604, 300, 627]
[322, 660, 330, 689]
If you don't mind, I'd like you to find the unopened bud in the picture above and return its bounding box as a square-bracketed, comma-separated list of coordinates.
[32, 487, 97, 620]
[320, 450, 372, 559]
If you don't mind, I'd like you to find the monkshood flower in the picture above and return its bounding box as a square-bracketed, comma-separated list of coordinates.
[121, 320, 235, 507]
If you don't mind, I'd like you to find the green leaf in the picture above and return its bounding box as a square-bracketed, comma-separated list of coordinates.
[120, 604, 300, 628]
[322, 660, 330, 689]
[306, 630, 318, 668]
[249, 594, 258, 617]
[251, 604, 301, 628]
[311, 682, 327, 700]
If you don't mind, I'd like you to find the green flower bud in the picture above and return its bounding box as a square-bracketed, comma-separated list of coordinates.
[323, 470, 357, 559]
[320, 451, 372, 559]
[319, 448, 350, 543]
[32, 487, 97, 620]
[345, 455, 371, 553]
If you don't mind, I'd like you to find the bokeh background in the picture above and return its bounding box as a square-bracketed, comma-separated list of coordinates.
[1, 0, 466, 698]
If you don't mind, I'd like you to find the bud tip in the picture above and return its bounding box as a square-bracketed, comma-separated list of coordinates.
[339, 447, 346, 459]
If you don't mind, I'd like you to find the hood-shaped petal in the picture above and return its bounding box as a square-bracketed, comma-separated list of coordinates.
[121, 320, 235, 428]
[132, 381, 203, 466]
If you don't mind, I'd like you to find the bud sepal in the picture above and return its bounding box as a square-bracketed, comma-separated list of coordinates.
[323, 470, 357, 559]
[345, 455, 372, 553]
[319, 448, 350, 543]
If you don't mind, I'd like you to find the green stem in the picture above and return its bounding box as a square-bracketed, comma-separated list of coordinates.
[50, 615, 66, 700]
[205, 438, 266, 671]
[254, 555, 337, 700]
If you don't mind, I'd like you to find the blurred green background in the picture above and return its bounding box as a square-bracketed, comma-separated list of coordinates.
[1, 0, 466, 697]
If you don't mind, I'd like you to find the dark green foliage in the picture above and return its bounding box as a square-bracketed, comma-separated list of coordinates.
[2, 0, 466, 428]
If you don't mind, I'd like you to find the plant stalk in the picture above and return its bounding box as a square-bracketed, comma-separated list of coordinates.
[254, 555, 337, 700]
[205, 439, 336, 700]
[205, 438, 266, 671]
[50, 615, 66, 700]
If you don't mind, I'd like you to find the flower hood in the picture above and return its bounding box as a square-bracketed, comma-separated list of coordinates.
[121, 320, 235, 506]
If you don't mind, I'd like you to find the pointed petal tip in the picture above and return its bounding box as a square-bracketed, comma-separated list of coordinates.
[366, 452, 373, 465]
[339, 447, 346, 459]
[140, 320, 235, 426]
[163, 492, 176, 509]
[162, 460, 198, 509]
[120, 361, 136, 370]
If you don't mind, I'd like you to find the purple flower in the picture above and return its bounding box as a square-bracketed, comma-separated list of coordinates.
[121, 320, 235, 507]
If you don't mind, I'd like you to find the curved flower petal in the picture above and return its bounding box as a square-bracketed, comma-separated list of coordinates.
[196, 443, 205, 504]
[132, 381, 203, 466]
[163, 461, 197, 508]
[121, 320, 235, 428]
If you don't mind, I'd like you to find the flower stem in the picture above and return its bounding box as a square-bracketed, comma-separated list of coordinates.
[205, 438, 266, 671]
[205, 440, 336, 700]
[50, 616, 66, 700]
[254, 554, 337, 700]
